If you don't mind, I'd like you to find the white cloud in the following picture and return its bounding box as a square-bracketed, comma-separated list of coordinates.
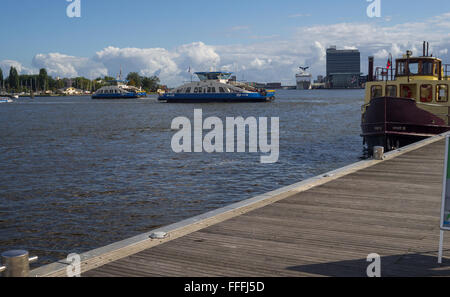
[0, 60, 35, 75]
[32, 53, 107, 78]
[94, 46, 179, 83]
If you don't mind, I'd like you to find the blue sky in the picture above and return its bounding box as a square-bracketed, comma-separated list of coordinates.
[1, 0, 449, 85]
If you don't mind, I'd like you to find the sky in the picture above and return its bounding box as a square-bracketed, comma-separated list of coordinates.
[0, 0, 449, 86]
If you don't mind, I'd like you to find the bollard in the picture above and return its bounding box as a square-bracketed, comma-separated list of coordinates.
[373, 146, 384, 160]
[1, 250, 38, 277]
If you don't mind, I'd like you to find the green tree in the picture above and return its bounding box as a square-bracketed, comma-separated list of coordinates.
[142, 76, 160, 92]
[126, 72, 142, 88]
[38, 68, 48, 91]
[56, 78, 65, 90]
[0, 68, 3, 90]
[8, 67, 19, 92]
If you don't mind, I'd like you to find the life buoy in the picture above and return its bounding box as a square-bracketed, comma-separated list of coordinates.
[401, 86, 412, 98]
[420, 85, 433, 102]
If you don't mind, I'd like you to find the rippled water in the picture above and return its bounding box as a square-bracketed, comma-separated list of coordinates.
[0, 89, 364, 265]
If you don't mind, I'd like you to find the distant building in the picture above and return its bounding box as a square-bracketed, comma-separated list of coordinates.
[58, 87, 83, 95]
[314, 75, 324, 83]
[265, 82, 282, 89]
[326, 46, 361, 88]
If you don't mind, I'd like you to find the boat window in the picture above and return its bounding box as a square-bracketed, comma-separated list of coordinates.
[420, 84, 432, 102]
[219, 87, 225, 93]
[386, 85, 397, 97]
[400, 85, 414, 98]
[371, 85, 382, 99]
[408, 62, 419, 75]
[211, 87, 216, 93]
[422, 62, 434, 75]
[185, 87, 191, 93]
[194, 87, 199, 93]
[207, 87, 212, 93]
[397, 62, 406, 76]
[437, 85, 448, 102]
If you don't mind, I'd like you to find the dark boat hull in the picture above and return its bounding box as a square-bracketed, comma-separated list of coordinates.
[361, 96, 450, 152]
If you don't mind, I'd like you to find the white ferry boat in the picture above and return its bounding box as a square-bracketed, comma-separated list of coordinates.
[158, 72, 275, 103]
[92, 80, 147, 99]
[296, 67, 312, 90]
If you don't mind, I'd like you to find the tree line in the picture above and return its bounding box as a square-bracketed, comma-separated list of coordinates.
[0, 67, 162, 93]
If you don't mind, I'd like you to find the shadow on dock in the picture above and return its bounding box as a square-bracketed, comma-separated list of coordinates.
[288, 252, 450, 277]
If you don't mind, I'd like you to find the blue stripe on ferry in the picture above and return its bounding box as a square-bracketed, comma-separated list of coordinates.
[160, 93, 272, 99]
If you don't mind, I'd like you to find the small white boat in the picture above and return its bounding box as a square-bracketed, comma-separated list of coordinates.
[0, 97, 13, 103]
[12, 95, 19, 99]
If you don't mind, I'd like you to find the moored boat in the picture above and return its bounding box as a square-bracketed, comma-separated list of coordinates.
[158, 72, 275, 103]
[0, 97, 13, 103]
[361, 42, 450, 153]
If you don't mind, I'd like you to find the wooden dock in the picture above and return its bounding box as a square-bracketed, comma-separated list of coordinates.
[32, 135, 450, 277]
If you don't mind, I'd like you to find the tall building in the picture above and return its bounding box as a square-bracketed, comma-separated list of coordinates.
[326, 46, 361, 88]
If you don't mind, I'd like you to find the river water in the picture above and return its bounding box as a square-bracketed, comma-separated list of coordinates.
[0, 89, 365, 265]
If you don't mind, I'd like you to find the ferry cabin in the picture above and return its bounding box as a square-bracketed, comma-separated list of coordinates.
[363, 55, 449, 124]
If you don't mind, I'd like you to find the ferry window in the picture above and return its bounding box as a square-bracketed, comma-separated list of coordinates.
[401, 85, 414, 98]
[386, 85, 397, 97]
[194, 87, 199, 93]
[371, 85, 382, 99]
[207, 87, 212, 93]
[422, 62, 433, 75]
[408, 62, 419, 75]
[437, 85, 448, 102]
[185, 87, 191, 93]
[211, 87, 216, 93]
[397, 62, 406, 76]
[420, 84, 432, 102]
[219, 87, 225, 93]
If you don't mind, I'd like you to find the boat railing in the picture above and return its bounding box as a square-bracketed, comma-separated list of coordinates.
[374, 67, 396, 81]
[444, 64, 450, 80]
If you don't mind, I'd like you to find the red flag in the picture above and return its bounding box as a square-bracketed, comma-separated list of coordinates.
[387, 58, 392, 69]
